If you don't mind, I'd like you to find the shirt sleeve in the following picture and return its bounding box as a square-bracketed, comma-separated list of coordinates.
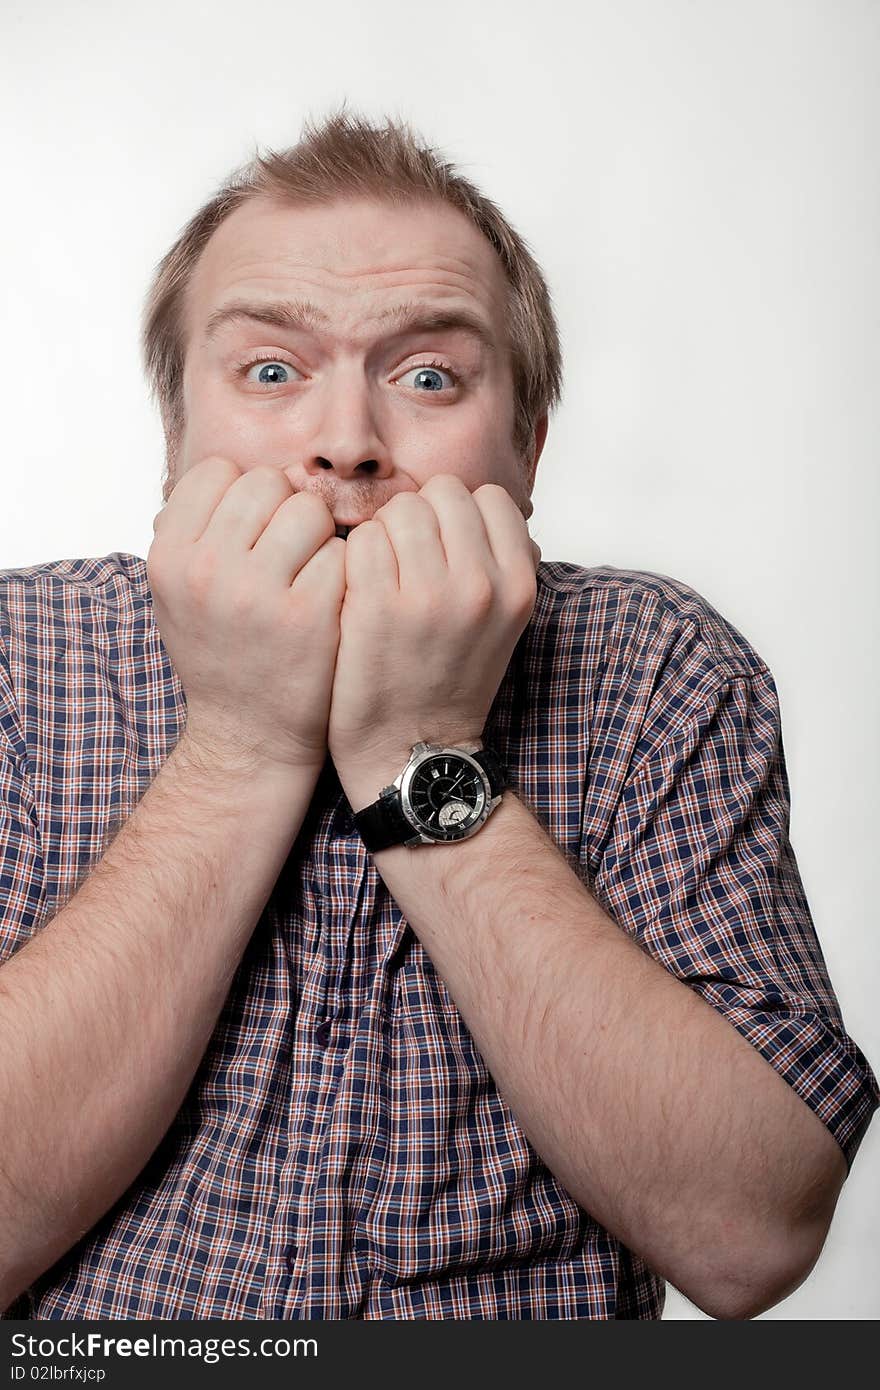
[591, 663, 879, 1173]
[0, 622, 48, 966]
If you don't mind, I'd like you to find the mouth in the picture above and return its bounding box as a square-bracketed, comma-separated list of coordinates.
[334, 520, 369, 540]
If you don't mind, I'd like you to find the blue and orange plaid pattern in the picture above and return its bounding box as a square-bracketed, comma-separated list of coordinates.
[0, 552, 876, 1319]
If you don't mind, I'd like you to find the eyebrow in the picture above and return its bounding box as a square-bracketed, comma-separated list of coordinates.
[202, 297, 497, 354]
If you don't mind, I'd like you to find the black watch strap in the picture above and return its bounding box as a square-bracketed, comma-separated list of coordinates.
[354, 789, 413, 852]
[354, 746, 507, 852]
[474, 746, 507, 797]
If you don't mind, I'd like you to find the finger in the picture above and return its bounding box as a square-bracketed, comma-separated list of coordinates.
[201, 466, 302, 553]
[250, 490, 338, 587]
[471, 483, 534, 573]
[154, 456, 244, 547]
[417, 474, 494, 578]
[290, 533, 347, 605]
[342, 518, 399, 593]
[372, 492, 447, 588]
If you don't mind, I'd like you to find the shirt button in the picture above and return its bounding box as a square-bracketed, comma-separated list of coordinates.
[315, 1018, 333, 1047]
[285, 1246, 298, 1273]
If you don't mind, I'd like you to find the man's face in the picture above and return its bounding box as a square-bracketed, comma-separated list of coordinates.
[177, 194, 546, 527]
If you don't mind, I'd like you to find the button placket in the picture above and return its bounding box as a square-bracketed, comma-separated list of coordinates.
[320, 828, 370, 1038]
[277, 798, 378, 1318]
[269, 1156, 310, 1314]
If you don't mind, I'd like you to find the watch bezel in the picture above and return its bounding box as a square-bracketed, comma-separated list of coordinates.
[398, 745, 495, 844]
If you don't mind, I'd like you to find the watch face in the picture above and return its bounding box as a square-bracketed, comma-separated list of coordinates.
[405, 752, 487, 840]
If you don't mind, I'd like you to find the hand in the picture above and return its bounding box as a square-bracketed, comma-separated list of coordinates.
[147, 457, 346, 776]
[327, 474, 541, 806]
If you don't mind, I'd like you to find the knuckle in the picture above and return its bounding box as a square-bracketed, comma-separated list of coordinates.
[381, 491, 423, 515]
[304, 537, 347, 592]
[165, 456, 240, 506]
[145, 541, 167, 586]
[198, 455, 243, 485]
[246, 465, 294, 494]
[289, 489, 333, 530]
[509, 572, 538, 618]
[411, 589, 445, 625]
[347, 517, 380, 543]
[185, 546, 221, 600]
[300, 532, 345, 568]
[463, 574, 495, 615]
[227, 584, 259, 622]
[422, 473, 465, 492]
[205, 454, 241, 473]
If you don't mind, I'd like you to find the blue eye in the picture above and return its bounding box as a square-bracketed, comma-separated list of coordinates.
[245, 360, 297, 386]
[238, 357, 458, 392]
[398, 363, 458, 392]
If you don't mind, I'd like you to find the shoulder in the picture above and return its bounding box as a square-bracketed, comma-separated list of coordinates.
[0, 553, 153, 715]
[0, 553, 151, 635]
[535, 560, 772, 683]
[0, 551, 149, 602]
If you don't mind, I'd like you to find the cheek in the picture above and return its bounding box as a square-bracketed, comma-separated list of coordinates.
[406, 412, 515, 482]
[181, 377, 288, 471]
[452, 427, 525, 493]
[420, 449, 525, 512]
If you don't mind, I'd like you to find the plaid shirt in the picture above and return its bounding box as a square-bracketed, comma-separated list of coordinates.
[0, 552, 876, 1321]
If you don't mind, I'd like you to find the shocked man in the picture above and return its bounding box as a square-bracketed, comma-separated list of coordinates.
[0, 109, 876, 1321]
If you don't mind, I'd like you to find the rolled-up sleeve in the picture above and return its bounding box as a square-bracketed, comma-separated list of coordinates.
[0, 625, 47, 966]
[592, 663, 879, 1173]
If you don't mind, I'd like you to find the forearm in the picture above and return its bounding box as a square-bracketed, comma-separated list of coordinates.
[0, 734, 317, 1309]
[362, 789, 846, 1319]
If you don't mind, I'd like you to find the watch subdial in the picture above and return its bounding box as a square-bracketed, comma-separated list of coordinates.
[409, 757, 485, 835]
[438, 800, 471, 828]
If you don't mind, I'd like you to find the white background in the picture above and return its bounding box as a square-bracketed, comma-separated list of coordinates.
[1, 0, 877, 1319]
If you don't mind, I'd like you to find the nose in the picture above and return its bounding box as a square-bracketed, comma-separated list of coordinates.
[298, 372, 393, 482]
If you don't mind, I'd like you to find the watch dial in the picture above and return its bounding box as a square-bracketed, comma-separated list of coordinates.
[408, 754, 486, 838]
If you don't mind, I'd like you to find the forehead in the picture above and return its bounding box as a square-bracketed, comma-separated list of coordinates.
[185, 194, 509, 336]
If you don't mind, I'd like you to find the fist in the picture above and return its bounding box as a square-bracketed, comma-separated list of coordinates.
[147, 457, 346, 774]
[327, 474, 540, 799]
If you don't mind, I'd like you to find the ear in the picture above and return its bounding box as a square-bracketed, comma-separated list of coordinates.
[524, 413, 549, 491]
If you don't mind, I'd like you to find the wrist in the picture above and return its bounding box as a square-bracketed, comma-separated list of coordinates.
[341, 740, 507, 853]
[174, 728, 325, 789]
[334, 732, 485, 812]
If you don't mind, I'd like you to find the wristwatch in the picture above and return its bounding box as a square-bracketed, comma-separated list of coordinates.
[353, 740, 507, 850]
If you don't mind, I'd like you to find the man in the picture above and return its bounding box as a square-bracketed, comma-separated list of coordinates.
[0, 110, 876, 1321]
